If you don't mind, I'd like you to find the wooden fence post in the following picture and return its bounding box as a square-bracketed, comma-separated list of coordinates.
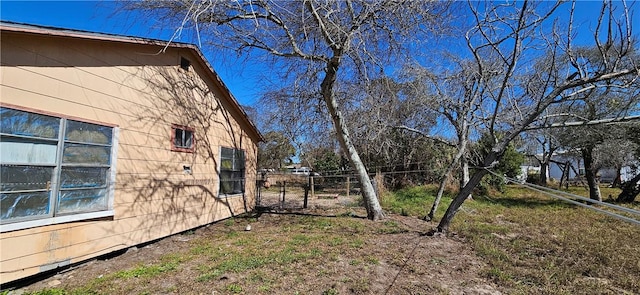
[375, 169, 383, 201]
[281, 181, 286, 205]
[310, 174, 315, 199]
[304, 176, 310, 209]
[346, 176, 350, 197]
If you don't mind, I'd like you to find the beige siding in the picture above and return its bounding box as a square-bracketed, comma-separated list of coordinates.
[0, 30, 259, 283]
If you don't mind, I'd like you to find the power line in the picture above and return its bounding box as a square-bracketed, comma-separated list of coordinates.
[484, 169, 640, 226]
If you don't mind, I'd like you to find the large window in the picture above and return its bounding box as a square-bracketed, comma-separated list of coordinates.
[0, 107, 116, 229]
[219, 147, 245, 196]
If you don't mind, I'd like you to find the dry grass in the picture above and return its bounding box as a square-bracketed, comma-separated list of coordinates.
[451, 185, 640, 294]
[14, 209, 497, 295]
[10, 184, 640, 295]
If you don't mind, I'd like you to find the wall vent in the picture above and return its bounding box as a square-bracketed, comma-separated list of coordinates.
[180, 57, 191, 71]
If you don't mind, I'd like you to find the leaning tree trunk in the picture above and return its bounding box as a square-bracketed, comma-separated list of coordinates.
[581, 146, 602, 202]
[427, 154, 460, 221]
[437, 166, 491, 233]
[321, 56, 384, 220]
[428, 122, 472, 221]
[437, 151, 499, 232]
[617, 172, 640, 203]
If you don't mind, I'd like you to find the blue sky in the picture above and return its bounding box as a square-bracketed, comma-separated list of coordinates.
[0, 0, 263, 106]
[1, 1, 639, 107]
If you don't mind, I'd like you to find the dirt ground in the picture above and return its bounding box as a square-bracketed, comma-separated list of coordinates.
[10, 190, 502, 295]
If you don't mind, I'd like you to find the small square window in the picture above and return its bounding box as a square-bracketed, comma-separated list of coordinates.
[171, 125, 195, 153]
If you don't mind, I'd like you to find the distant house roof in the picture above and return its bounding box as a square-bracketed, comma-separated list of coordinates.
[0, 21, 263, 142]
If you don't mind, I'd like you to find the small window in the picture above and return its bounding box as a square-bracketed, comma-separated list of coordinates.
[171, 125, 195, 152]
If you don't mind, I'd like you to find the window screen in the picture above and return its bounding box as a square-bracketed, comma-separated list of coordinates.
[219, 147, 245, 195]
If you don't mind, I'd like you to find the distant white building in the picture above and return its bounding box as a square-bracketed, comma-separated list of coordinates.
[522, 151, 638, 184]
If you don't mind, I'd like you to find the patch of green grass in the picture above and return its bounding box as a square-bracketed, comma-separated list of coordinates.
[327, 236, 345, 246]
[382, 185, 453, 218]
[24, 287, 100, 295]
[349, 238, 364, 249]
[232, 237, 250, 246]
[195, 268, 224, 282]
[223, 218, 235, 226]
[219, 255, 270, 273]
[474, 242, 511, 263]
[288, 234, 312, 246]
[349, 277, 370, 293]
[365, 255, 379, 265]
[377, 220, 408, 234]
[114, 262, 175, 279]
[339, 218, 366, 233]
[23, 290, 67, 295]
[257, 285, 271, 292]
[114, 253, 183, 279]
[485, 267, 512, 283]
[189, 241, 213, 255]
[226, 283, 242, 294]
[248, 271, 274, 285]
[298, 216, 334, 230]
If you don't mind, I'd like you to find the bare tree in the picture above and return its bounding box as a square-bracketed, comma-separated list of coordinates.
[400, 59, 489, 220]
[342, 76, 444, 187]
[257, 84, 332, 164]
[435, 0, 639, 232]
[259, 131, 296, 170]
[128, 0, 451, 220]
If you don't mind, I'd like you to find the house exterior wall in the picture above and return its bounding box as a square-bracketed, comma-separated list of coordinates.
[0, 29, 260, 284]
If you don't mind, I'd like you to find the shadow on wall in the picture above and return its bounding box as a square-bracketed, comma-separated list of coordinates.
[0, 30, 260, 284]
[114, 54, 256, 238]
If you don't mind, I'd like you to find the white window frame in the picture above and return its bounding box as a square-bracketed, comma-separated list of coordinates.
[0, 106, 118, 233]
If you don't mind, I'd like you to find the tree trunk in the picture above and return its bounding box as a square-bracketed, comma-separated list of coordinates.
[427, 157, 458, 221]
[437, 151, 498, 232]
[438, 166, 490, 233]
[581, 146, 602, 202]
[611, 166, 622, 188]
[321, 57, 384, 220]
[461, 159, 472, 200]
[617, 172, 640, 203]
[539, 161, 548, 186]
[427, 139, 468, 221]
